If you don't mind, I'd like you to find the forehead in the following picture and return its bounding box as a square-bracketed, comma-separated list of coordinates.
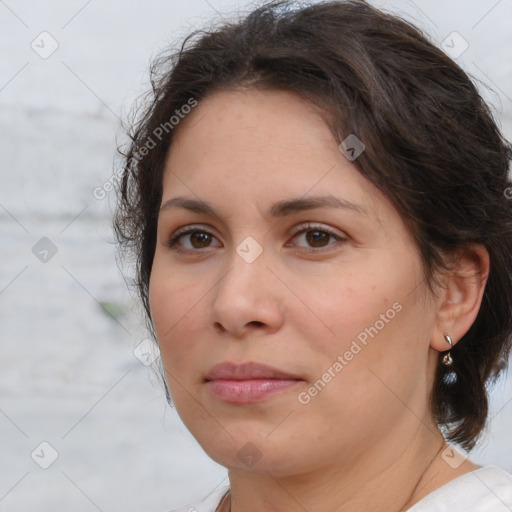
[160, 88, 396, 231]
[164, 89, 362, 189]
[168, 88, 333, 159]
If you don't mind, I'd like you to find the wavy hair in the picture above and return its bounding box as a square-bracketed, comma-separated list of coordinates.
[114, 0, 512, 451]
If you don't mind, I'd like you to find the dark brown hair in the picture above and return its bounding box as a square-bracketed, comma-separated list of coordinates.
[114, 0, 512, 451]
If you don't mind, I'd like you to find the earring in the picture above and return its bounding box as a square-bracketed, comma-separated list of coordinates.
[441, 334, 453, 366]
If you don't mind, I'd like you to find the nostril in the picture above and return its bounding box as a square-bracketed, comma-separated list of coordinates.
[213, 322, 226, 333]
[248, 321, 264, 327]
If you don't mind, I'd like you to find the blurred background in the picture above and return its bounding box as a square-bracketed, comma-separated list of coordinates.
[1, 0, 511, 510]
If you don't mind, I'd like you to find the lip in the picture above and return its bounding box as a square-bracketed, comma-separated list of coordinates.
[206, 361, 301, 381]
[205, 362, 303, 404]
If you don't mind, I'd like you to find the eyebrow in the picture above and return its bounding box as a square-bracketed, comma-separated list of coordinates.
[159, 195, 367, 218]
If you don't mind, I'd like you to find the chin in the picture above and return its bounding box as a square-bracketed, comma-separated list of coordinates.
[192, 427, 314, 476]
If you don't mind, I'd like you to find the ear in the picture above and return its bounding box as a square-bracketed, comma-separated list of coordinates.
[430, 244, 490, 353]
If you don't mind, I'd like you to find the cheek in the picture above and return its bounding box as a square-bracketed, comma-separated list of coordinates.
[287, 262, 404, 353]
[300, 266, 430, 420]
[148, 261, 206, 364]
[149, 275, 212, 413]
[289, 254, 426, 397]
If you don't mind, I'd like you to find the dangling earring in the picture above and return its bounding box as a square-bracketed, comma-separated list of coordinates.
[441, 334, 453, 366]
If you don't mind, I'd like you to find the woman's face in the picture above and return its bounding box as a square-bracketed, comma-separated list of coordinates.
[149, 88, 440, 476]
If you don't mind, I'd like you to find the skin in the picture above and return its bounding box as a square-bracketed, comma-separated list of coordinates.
[149, 88, 489, 512]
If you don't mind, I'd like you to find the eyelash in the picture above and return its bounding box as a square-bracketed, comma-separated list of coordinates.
[165, 223, 347, 254]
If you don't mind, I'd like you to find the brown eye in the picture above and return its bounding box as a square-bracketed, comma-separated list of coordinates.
[189, 232, 213, 248]
[290, 224, 346, 250]
[167, 228, 221, 251]
[305, 230, 331, 248]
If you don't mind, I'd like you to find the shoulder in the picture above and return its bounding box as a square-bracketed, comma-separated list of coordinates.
[407, 465, 512, 511]
[168, 485, 230, 512]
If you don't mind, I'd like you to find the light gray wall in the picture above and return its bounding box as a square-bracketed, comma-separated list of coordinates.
[1, 1, 511, 510]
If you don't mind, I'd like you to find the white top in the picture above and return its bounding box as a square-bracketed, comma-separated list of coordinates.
[170, 465, 512, 512]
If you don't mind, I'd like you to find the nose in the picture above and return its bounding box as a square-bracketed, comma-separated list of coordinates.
[208, 245, 285, 339]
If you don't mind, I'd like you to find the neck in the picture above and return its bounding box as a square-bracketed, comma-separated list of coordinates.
[222, 428, 461, 512]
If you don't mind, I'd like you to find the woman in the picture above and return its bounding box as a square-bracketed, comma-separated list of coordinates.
[114, 1, 512, 510]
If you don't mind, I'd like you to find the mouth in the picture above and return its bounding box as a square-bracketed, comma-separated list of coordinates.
[205, 361, 304, 404]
